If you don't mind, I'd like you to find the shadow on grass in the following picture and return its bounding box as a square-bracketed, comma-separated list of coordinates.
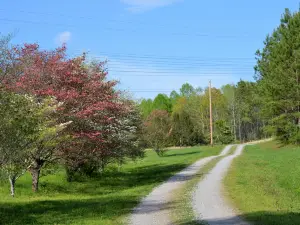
[38, 163, 190, 196]
[164, 151, 202, 157]
[0, 164, 189, 224]
[0, 197, 138, 224]
[175, 212, 300, 225]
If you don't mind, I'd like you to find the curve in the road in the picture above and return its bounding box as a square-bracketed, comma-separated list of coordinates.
[129, 145, 233, 225]
[193, 144, 250, 225]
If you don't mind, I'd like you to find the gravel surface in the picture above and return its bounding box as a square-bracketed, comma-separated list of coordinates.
[129, 145, 233, 225]
[193, 144, 250, 225]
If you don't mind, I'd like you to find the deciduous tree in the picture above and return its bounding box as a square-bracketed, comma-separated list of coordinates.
[0, 90, 68, 195]
[2, 43, 143, 183]
[143, 110, 171, 156]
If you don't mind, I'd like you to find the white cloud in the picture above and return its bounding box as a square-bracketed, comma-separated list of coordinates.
[55, 31, 71, 45]
[120, 0, 182, 12]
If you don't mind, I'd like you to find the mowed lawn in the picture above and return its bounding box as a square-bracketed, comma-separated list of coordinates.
[0, 146, 222, 225]
[224, 141, 300, 225]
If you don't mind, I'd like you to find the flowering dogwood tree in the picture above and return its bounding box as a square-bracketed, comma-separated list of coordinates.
[2, 43, 144, 184]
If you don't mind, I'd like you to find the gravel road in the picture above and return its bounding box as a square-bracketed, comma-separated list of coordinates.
[129, 145, 233, 225]
[193, 144, 250, 225]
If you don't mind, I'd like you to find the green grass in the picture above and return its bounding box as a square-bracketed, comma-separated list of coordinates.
[224, 141, 300, 225]
[0, 146, 222, 225]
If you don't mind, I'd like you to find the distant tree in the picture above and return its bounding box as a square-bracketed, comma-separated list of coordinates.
[255, 8, 300, 144]
[221, 84, 237, 141]
[152, 94, 172, 112]
[139, 98, 153, 119]
[214, 120, 234, 144]
[235, 81, 264, 142]
[169, 90, 180, 106]
[171, 97, 197, 146]
[180, 83, 195, 97]
[143, 110, 171, 156]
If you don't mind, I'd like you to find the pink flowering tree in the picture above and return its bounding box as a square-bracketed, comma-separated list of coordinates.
[2, 43, 143, 187]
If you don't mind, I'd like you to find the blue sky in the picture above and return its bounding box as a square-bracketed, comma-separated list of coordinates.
[1, 0, 299, 99]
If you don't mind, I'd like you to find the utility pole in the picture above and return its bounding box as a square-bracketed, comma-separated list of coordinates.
[209, 80, 213, 146]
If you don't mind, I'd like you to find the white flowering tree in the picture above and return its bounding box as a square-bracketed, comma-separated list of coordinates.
[0, 91, 71, 196]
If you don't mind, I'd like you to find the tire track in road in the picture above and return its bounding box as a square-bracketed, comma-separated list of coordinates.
[129, 145, 234, 225]
[193, 144, 250, 225]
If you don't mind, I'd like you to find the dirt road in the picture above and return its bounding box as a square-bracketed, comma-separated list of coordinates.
[193, 144, 250, 225]
[129, 145, 233, 225]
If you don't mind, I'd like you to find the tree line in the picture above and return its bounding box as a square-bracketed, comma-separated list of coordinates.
[140, 81, 266, 155]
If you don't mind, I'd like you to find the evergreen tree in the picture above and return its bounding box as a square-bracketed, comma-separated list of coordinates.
[255, 8, 300, 144]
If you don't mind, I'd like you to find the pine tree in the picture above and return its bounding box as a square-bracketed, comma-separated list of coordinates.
[255, 8, 300, 144]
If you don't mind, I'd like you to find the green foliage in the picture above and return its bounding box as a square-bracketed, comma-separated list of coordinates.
[143, 110, 171, 156]
[0, 91, 40, 178]
[269, 113, 300, 144]
[255, 8, 300, 145]
[214, 120, 234, 144]
[171, 97, 202, 146]
[139, 81, 265, 147]
[169, 90, 180, 105]
[180, 83, 195, 97]
[139, 98, 153, 119]
[152, 94, 172, 112]
[0, 90, 71, 195]
[235, 81, 265, 142]
[172, 111, 195, 146]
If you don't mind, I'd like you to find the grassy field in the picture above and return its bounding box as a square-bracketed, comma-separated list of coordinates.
[224, 141, 300, 225]
[0, 146, 222, 225]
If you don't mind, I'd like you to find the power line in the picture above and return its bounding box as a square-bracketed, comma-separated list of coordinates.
[0, 8, 251, 32]
[38, 47, 254, 62]
[1, 17, 251, 38]
[108, 68, 253, 73]
[107, 71, 253, 76]
[105, 58, 255, 63]
[107, 64, 253, 70]
[129, 90, 174, 94]
[79, 53, 255, 61]
[39, 48, 256, 63]
[105, 61, 255, 67]
[0, 18, 76, 28]
[83, 55, 256, 66]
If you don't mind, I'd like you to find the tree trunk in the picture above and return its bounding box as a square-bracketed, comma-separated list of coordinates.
[232, 105, 237, 141]
[8, 175, 16, 197]
[30, 168, 40, 192]
[29, 161, 43, 192]
[238, 116, 242, 141]
[180, 137, 182, 148]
